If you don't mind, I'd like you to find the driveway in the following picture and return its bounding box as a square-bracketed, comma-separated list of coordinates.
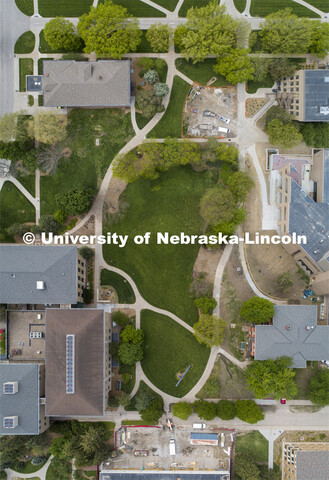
[0, 0, 30, 115]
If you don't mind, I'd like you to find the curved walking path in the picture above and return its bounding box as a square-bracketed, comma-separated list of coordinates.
[6, 455, 54, 480]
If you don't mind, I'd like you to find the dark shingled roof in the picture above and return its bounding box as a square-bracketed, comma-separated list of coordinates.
[288, 180, 329, 264]
[45, 309, 105, 417]
[303, 70, 329, 122]
[43, 60, 131, 107]
[0, 245, 77, 304]
[0, 363, 40, 435]
[296, 451, 329, 479]
[255, 305, 329, 368]
[323, 149, 329, 203]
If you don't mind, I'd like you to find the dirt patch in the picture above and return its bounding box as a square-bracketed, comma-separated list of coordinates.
[104, 177, 127, 214]
[245, 98, 267, 118]
[71, 215, 95, 236]
[218, 355, 253, 400]
[185, 85, 237, 138]
[193, 246, 222, 286]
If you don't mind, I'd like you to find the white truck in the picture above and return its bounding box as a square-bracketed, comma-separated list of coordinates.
[193, 423, 206, 429]
[218, 126, 230, 134]
[169, 439, 176, 455]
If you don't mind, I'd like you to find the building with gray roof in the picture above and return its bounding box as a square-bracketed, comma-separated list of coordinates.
[0, 363, 48, 435]
[255, 305, 329, 367]
[0, 245, 79, 305]
[43, 60, 131, 107]
[100, 474, 229, 480]
[283, 442, 329, 480]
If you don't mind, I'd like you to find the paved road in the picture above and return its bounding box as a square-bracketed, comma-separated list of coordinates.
[0, 0, 30, 115]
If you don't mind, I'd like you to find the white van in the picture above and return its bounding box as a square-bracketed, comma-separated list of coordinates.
[220, 432, 225, 447]
[218, 126, 230, 134]
[169, 439, 176, 455]
[193, 423, 206, 429]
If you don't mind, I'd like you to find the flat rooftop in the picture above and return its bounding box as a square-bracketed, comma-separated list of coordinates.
[303, 70, 329, 122]
[7, 310, 45, 361]
[26, 75, 42, 92]
[45, 308, 105, 417]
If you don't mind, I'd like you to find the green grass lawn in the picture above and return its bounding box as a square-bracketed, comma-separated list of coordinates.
[179, 0, 210, 16]
[135, 30, 153, 53]
[135, 113, 151, 130]
[45, 461, 71, 480]
[122, 420, 148, 425]
[0, 182, 35, 241]
[234, 0, 247, 13]
[19, 58, 33, 92]
[38, 58, 54, 75]
[14, 31, 35, 54]
[41, 109, 133, 215]
[103, 166, 215, 324]
[100, 269, 136, 303]
[250, 0, 320, 17]
[15, 0, 34, 15]
[141, 310, 210, 397]
[84, 471, 97, 478]
[13, 458, 47, 474]
[38, 0, 93, 17]
[17, 174, 35, 196]
[119, 363, 136, 395]
[110, 0, 165, 17]
[304, 0, 328, 11]
[175, 58, 229, 87]
[294, 363, 319, 399]
[247, 74, 275, 94]
[152, 0, 178, 11]
[235, 431, 269, 463]
[148, 76, 190, 138]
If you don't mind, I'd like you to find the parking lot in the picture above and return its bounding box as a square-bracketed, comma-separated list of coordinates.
[185, 84, 237, 138]
[106, 424, 233, 472]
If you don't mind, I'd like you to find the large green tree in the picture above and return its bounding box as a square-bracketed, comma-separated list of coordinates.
[44, 18, 82, 51]
[259, 8, 312, 54]
[267, 119, 303, 148]
[77, 0, 142, 58]
[200, 186, 237, 225]
[146, 23, 172, 53]
[118, 342, 143, 365]
[227, 171, 253, 203]
[120, 325, 144, 344]
[309, 369, 329, 406]
[172, 402, 193, 420]
[235, 453, 261, 480]
[180, 1, 238, 63]
[246, 357, 298, 399]
[309, 21, 329, 58]
[193, 314, 227, 347]
[141, 398, 163, 424]
[193, 400, 217, 421]
[214, 48, 254, 84]
[217, 400, 236, 420]
[300, 122, 329, 148]
[240, 297, 274, 324]
[235, 400, 264, 424]
[0, 113, 19, 142]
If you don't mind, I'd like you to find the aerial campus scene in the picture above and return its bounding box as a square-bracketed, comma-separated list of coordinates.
[0, 0, 329, 479]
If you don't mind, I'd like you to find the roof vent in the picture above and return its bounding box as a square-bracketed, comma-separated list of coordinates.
[3, 382, 18, 394]
[11, 274, 16, 278]
[3, 416, 18, 429]
[305, 326, 315, 330]
[286, 326, 291, 330]
[36, 281, 45, 290]
[98, 75, 103, 80]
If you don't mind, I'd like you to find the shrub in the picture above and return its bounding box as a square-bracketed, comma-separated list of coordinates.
[112, 311, 130, 327]
[54, 209, 67, 224]
[193, 296, 217, 314]
[79, 246, 94, 260]
[143, 69, 159, 84]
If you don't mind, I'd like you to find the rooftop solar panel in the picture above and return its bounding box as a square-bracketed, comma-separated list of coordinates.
[66, 335, 75, 394]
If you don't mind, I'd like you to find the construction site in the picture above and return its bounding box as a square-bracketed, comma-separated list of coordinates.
[184, 84, 237, 139]
[100, 423, 232, 479]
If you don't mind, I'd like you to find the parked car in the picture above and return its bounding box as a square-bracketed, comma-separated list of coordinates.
[193, 423, 206, 429]
[280, 397, 286, 404]
[217, 114, 230, 124]
[220, 433, 225, 447]
[203, 110, 216, 117]
[321, 360, 329, 367]
[191, 108, 199, 113]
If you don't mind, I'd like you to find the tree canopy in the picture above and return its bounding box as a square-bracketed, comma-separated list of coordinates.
[193, 296, 217, 314]
[246, 357, 298, 399]
[120, 325, 144, 344]
[227, 171, 253, 203]
[44, 18, 82, 51]
[56, 188, 94, 215]
[235, 400, 264, 424]
[235, 453, 261, 480]
[118, 342, 143, 365]
[309, 22, 329, 58]
[267, 119, 303, 148]
[214, 48, 254, 84]
[240, 297, 274, 324]
[217, 399, 236, 420]
[172, 402, 193, 420]
[193, 314, 227, 347]
[77, 0, 142, 58]
[146, 23, 172, 53]
[193, 400, 217, 421]
[200, 186, 236, 225]
[27, 113, 67, 144]
[309, 369, 329, 406]
[259, 8, 312, 54]
[180, 1, 239, 63]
